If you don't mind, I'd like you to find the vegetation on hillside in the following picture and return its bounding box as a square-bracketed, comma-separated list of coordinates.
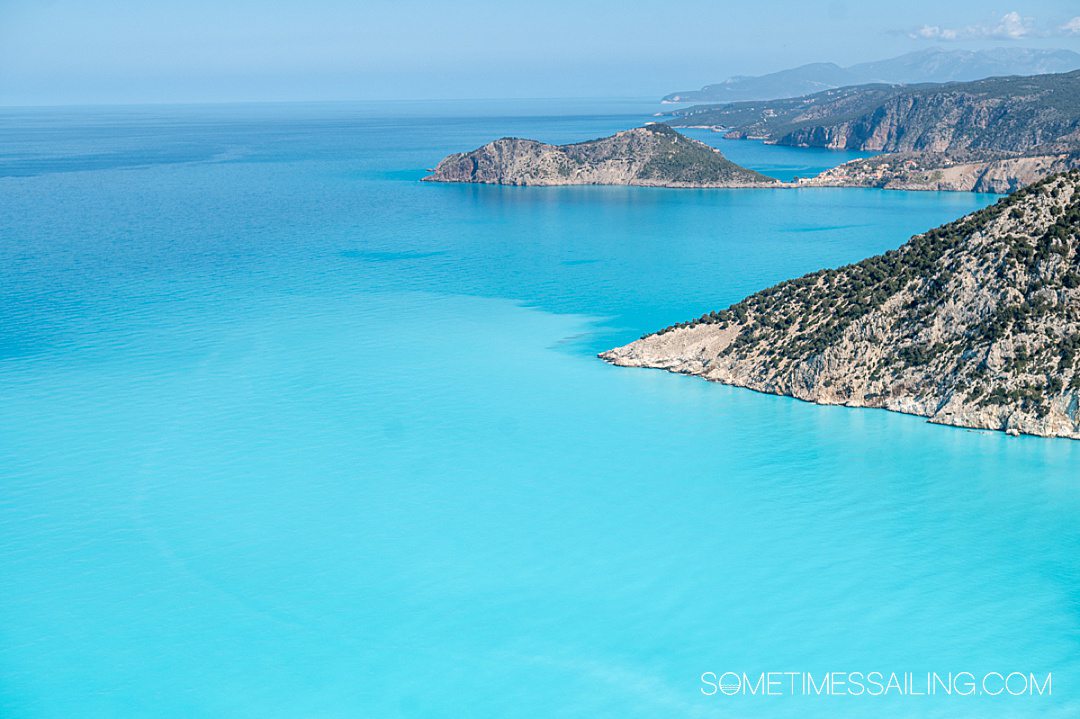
[426, 125, 778, 187]
[670, 70, 1080, 155]
[649, 170, 1080, 417]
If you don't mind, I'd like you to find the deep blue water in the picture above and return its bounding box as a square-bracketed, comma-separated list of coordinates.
[2, 100, 1079, 719]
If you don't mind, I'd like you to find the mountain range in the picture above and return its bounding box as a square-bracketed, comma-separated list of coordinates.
[663, 48, 1080, 104]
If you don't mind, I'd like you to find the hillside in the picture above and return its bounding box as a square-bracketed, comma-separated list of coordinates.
[670, 70, 1080, 155]
[663, 48, 1080, 104]
[426, 72, 1080, 193]
[601, 171, 1080, 439]
[422, 125, 778, 188]
[803, 150, 1080, 193]
[664, 62, 860, 104]
[669, 70, 1080, 191]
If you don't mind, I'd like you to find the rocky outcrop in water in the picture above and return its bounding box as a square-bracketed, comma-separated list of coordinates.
[422, 125, 778, 188]
[601, 171, 1080, 439]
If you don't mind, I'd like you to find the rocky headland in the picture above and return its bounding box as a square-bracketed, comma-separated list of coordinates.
[601, 171, 1080, 439]
[422, 124, 779, 188]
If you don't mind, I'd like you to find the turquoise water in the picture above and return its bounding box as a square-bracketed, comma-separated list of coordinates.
[2, 101, 1079, 718]
[680, 128, 879, 182]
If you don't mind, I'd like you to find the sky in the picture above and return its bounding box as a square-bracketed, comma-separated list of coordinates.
[1, 0, 1080, 105]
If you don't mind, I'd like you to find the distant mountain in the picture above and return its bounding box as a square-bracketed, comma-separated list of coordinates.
[663, 48, 1080, 103]
[664, 62, 858, 105]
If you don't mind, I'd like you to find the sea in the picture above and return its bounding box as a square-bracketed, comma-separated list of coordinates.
[2, 98, 1078, 718]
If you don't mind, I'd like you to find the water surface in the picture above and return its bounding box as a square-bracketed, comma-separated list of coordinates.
[1, 101, 1077, 719]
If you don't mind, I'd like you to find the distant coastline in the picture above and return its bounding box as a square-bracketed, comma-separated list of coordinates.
[429, 69, 1080, 194]
[424, 124, 1072, 194]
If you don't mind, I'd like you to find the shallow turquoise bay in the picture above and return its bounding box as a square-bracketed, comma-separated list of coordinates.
[1, 100, 1078, 718]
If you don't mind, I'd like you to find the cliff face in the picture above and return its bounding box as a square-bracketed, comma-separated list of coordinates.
[422, 125, 778, 188]
[601, 171, 1080, 439]
[672, 71, 1080, 156]
[776, 87, 1080, 153]
[678, 85, 903, 141]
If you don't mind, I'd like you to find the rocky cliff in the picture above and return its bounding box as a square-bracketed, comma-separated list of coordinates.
[422, 125, 778, 188]
[601, 171, 1080, 439]
[776, 82, 1080, 154]
[672, 71, 1080, 155]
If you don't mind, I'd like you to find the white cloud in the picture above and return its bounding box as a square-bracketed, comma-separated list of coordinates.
[909, 11, 1034, 41]
[913, 25, 958, 40]
[1062, 17, 1080, 35]
[991, 11, 1031, 39]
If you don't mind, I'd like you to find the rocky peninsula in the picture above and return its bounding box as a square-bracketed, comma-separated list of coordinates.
[601, 171, 1080, 439]
[423, 124, 779, 188]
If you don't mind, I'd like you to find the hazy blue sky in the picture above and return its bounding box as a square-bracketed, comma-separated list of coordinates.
[2, 0, 1080, 105]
